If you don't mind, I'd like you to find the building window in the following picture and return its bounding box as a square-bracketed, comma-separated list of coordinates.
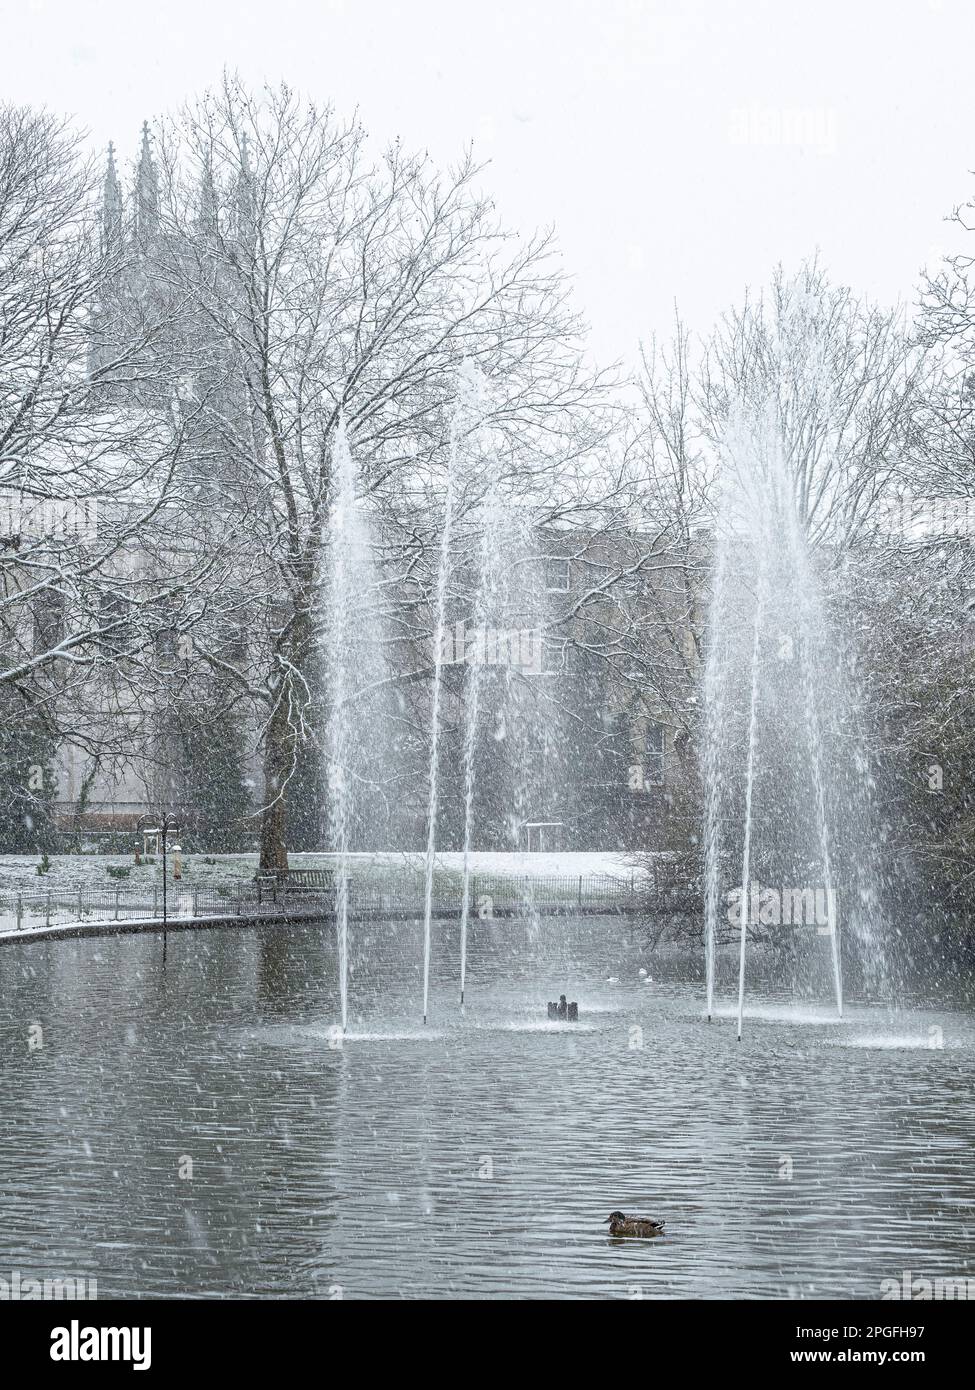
[33, 591, 65, 655]
[537, 636, 567, 676]
[544, 557, 570, 593]
[644, 723, 666, 785]
[99, 593, 136, 652]
[154, 626, 178, 663]
[217, 621, 249, 666]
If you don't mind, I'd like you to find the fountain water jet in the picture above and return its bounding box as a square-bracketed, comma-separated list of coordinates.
[736, 545, 766, 1042]
[421, 361, 488, 1023]
[702, 398, 871, 1036]
[702, 527, 731, 1023]
[325, 414, 388, 1033]
[457, 490, 505, 1006]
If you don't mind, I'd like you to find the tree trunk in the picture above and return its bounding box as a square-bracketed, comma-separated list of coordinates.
[259, 687, 295, 873]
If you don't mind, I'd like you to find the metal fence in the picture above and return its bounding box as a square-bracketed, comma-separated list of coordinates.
[448, 873, 640, 912]
[0, 884, 276, 933]
[0, 871, 647, 936]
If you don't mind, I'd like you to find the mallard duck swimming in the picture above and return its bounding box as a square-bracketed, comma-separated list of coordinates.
[605, 1210, 665, 1238]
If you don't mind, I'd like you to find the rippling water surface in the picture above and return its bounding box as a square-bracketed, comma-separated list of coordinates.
[0, 918, 972, 1299]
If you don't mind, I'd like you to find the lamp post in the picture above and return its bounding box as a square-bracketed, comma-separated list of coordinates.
[138, 812, 180, 930]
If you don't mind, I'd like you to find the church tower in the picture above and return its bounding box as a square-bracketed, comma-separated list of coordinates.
[88, 125, 171, 408]
[101, 141, 123, 253]
[133, 121, 159, 253]
[87, 141, 126, 383]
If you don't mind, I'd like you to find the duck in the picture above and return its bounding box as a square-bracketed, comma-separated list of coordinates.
[604, 1210, 666, 1238]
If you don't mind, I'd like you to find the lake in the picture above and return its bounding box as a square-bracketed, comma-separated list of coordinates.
[0, 916, 971, 1299]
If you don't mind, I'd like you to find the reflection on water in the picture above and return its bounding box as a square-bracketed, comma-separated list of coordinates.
[0, 918, 972, 1299]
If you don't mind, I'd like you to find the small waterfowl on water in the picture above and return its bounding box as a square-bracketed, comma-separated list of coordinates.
[604, 1210, 665, 1238]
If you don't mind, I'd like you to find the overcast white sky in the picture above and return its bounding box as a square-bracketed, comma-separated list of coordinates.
[3, 0, 972, 369]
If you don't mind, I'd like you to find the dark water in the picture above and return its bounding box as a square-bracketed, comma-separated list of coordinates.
[0, 918, 972, 1299]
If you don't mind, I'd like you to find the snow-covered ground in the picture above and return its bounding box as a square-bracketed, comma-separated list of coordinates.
[331, 850, 649, 880]
[0, 849, 651, 898]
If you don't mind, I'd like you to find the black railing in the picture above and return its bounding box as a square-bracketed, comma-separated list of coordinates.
[0, 870, 653, 935]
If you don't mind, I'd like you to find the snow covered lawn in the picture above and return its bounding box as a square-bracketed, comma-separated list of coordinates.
[0, 849, 650, 898]
[340, 850, 649, 880]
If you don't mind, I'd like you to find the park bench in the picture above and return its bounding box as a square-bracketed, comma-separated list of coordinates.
[254, 867, 336, 902]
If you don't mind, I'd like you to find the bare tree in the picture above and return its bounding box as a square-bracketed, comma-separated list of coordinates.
[0, 104, 224, 845]
[153, 77, 617, 869]
[700, 259, 924, 550]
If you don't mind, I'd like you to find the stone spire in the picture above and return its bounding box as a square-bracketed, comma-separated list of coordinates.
[235, 130, 255, 249]
[134, 120, 159, 249]
[197, 157, 219, 238]
[101, 141, 123, 251]
[89, 143, 125, 382]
